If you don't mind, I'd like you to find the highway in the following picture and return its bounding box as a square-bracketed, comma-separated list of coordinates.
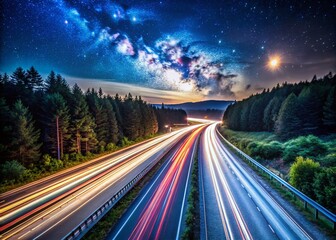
[199, 123, 313, 240]
[109, 125, 205, 240]
[0, 124, 202, 239]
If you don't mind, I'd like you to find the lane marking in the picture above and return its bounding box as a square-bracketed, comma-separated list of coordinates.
[176, 137, 199, 240]
[248, 193, 251, 198]
[257, 207, 260, 212]
[268, 224, 275, 233]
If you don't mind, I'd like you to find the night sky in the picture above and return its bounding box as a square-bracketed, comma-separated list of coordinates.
[1, 0, 335, 103]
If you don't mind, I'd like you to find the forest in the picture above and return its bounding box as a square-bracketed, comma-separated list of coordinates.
[0, 67, 187, 185]
[222, 73, 336, 213]
[223, 72, 336, 139]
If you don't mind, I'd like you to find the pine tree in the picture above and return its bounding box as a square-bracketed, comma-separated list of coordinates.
[0, 98, 11, 163]
[298, 85, 324, 134]
[263, 96, 283, 131]
[323, 86, 336, 131]
[70, 84, 97, 154]
[42, 93, 71, 159]
[102, 98, 119, 144]
[86, 89, 109, 149]
[10, 67, 28, 86]
[9, 100, 41, 166]
[275, 93, 301, 139]
[26, 66, 44, 90]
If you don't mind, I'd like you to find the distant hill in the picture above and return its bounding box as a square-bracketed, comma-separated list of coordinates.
[153, 100, 234, 120]
[153, 100, 234, 110]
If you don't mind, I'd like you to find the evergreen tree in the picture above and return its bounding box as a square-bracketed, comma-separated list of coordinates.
[323, 86, 336, 131]
[298, 85, 324, 134]
[9, 100, 41, 166]
[70, 84, 97, 154]
[10, 67, 28, 86]
[26, 66, 44, 90]
[42, 93, 71, 159]
[86, 89, 109, 149]
[263, 96, 283, 131]
[275, 93, 301, 139]
[0, 98, 11, 163]
[102, 98, 119, 144]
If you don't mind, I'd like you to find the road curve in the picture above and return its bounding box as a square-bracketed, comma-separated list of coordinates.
[199, 123, 313, 240]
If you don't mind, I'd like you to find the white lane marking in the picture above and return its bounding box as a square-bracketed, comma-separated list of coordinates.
[112, 153, 176, 240]
[257, 207, 260, 212]
[241, 184, 244, 188]
[248, 193, 251, 198]
[200, 151, 208, 240]
[268, 224, 275, 233]
[176, 139, 198, 240]
[17, 230, 31, 239]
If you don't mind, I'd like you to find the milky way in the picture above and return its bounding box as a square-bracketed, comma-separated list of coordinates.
[1, 0, 335, 99]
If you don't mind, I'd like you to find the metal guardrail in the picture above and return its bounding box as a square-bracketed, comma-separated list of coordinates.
[63, 163, 151, 240]
[216, 128, 336, 230]
[62, 136, 181, 240]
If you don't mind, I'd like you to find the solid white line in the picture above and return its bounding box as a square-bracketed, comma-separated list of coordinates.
[200, 149, 208, 240]
[176, 139, 198, 240]
[111, 154, 175, 240]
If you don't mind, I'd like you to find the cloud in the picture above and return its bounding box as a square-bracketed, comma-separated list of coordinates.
[65, 76, 205, 104]
[55, 1, 241, 98]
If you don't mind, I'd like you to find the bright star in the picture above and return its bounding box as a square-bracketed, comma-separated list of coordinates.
[268, 55, 281, 70]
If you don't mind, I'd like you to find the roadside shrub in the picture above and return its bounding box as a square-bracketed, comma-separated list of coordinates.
[106, 143, 117, 151]
[283, 135, 327, 163]
[320, 153, 336, 167]
[42, 154, 63, 172]
[289, 156, 320, 198]
[313, 167, 336, 213]
[246, 141, 260, 157]
[0, 160, 26, 183]
[262, 141, 283, 159]
[238, 138, 252, 151]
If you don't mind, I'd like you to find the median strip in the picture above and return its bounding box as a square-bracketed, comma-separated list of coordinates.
[181, 138, 200, 240]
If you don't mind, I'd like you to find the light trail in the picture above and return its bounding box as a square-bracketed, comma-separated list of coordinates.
[200, 122, 313, 239]
[112, 125, 206, 240]
[1, 124, 201, 239]
[203, 124, 251, 240]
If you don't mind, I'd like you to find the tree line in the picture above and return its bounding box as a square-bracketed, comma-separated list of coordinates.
[223, 73, 336, 139]
[0, 67, 187, 174]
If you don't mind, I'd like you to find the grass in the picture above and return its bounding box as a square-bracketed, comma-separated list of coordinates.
[182, 138, 200, 240]
[82, 143, 175, 240]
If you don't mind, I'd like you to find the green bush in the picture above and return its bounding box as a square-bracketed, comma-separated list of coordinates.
[283, 135, 327, 163]
[320, 153, 336, 167]
[121, 137, 132, 147]
[289, 156, 320, 198]
[262, 141, 283, 159]
[0, 160, 26, 183]
[313, 167, 336, 213]
[106, 143, 117, 151]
